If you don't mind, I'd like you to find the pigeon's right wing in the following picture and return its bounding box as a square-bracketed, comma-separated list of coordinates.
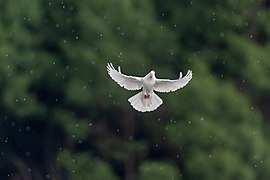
[107, 63, 143, 90]
[154, 70, 192, 93]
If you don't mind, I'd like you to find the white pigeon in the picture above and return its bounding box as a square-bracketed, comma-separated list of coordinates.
[107, 63, 192, 112]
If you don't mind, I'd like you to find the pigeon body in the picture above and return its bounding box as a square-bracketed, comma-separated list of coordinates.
[107, 63, 192, 112]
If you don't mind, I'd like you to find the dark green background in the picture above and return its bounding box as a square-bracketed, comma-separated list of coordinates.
[1, 0, 270, 179]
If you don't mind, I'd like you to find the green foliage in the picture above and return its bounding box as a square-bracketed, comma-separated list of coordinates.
[1, 0, 270, 179]
[139, 161, 181, 180]
[58, 150, 118, 180]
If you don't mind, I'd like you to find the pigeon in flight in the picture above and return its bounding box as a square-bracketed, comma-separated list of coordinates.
[107, 63, 192, 112]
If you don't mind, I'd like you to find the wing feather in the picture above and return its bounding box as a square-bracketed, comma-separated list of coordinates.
[107, 63, 143, 90]
[154, 70, 192, 93]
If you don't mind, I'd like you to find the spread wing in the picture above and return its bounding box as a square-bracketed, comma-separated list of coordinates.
[107, 63, 143, 90]
[154, 70, 192, 93]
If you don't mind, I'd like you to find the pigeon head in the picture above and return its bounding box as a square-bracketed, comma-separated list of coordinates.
[149, 70, 155, 79]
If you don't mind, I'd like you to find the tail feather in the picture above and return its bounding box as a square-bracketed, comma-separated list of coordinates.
[128, 91, 163, 112]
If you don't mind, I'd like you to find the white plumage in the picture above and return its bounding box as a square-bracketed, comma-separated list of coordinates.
[107, 63, 192, 112]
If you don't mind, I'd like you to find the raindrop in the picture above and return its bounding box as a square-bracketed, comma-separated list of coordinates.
[162, 136, 166, 140]
[88, 123, 92, 126]
[170, 49, 175, 56]
[69, 7, 74, 11]
[45, 174, 51, 179]
[25, 151, 31, 158]
[11, 121, 16, 127]
[128, 136, 134, 141]
[26, 126, 31, 131]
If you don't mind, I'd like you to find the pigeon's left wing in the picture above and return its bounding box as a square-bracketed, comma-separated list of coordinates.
[107, 63, 143, 90]
[154, 70, 192, 93]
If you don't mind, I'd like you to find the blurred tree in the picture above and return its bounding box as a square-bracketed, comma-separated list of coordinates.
[157, 0, 270, 179]
[1, 0, 270, 180]
[139, 161, 181, 180]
